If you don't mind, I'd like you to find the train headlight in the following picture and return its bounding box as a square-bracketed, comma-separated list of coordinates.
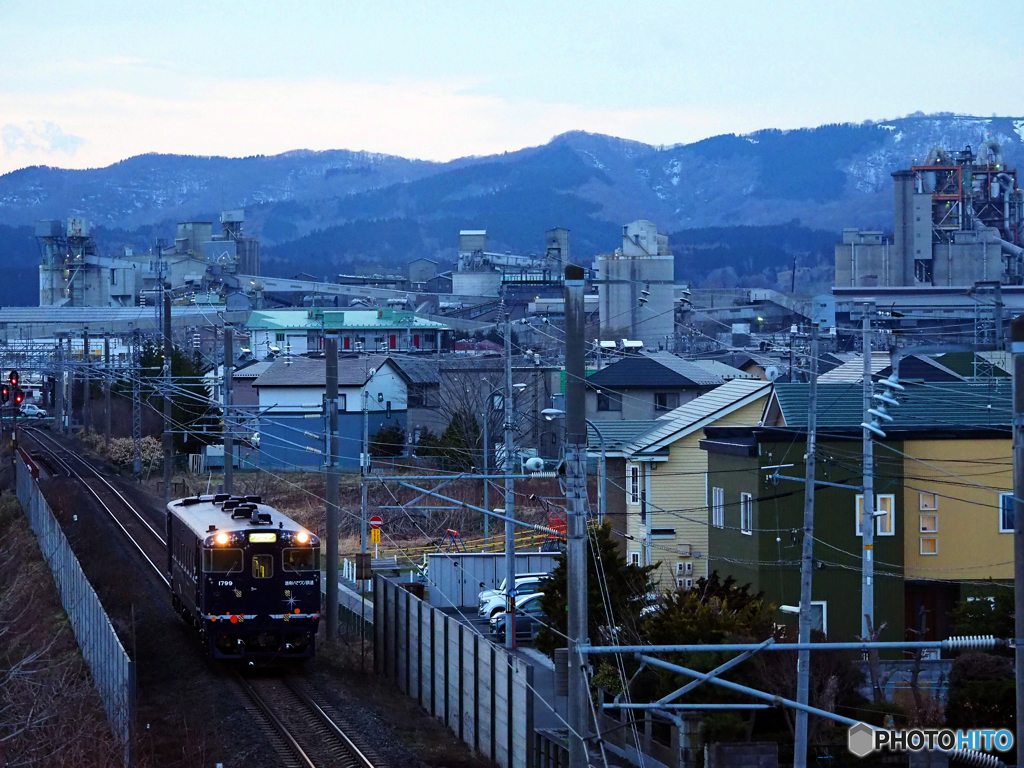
[215, 533, 229, 545]
[296, 531, 309, 544]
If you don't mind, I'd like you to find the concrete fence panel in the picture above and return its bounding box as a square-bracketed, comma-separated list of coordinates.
[16, 458, 135, 765]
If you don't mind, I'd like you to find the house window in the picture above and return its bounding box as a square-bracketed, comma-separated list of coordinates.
[275, 332, 285, 343]
[712, 487, 725, 528]
[654, 392, 679, 412]
[629, 551, 640, 566]
[856, 494, 896, 536]
[650, 528, 675, 539]
[1000, 492, 1015, 533]
[919, 514, 938, 533]
[740, 492, 753, 535]
[920, 537, 938, 555]
[919, 492, 938, 511]
[597, 391, 622, 411]
[629, 465, 640, 505]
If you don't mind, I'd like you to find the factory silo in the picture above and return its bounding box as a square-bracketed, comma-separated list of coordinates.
[595, 220, 676, 350]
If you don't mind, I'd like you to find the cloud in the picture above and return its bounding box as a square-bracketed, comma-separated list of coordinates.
[2, 121, 84, 160]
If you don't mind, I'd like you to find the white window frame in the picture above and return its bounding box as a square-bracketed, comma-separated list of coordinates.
[919, 537, 938, 556]
[855, 493, 896, 536]
[1000, 492, 1015, 533]
[629, 465, 640, 505]
[740, 492, 753, 535]
[919, 492, 938, 511]
[629, 551, 640, 566]
[811, 601, 828, 636]
[919, 514, 938, 533]
[712, 487, 725, 529]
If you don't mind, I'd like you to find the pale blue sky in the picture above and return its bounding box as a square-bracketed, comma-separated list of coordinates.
[1, 0, 1022, 174]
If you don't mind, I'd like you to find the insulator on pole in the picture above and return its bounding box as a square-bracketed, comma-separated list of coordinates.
[942, 635, 997, 650]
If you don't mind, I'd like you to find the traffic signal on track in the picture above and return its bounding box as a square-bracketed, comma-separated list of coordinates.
[0, 385, 8, 404]
[14, 389, 23, 406]
[8, 370, 18, 387]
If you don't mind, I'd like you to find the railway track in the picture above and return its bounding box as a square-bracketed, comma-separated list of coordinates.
[22, 426, 382, 768]
[24, 426, 169, 587]
[233, 673, 381, 768]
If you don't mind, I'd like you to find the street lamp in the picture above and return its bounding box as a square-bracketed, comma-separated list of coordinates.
[543, 408, 606, 525]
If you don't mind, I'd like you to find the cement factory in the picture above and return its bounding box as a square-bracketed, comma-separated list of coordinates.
[9, 139, 1024, 362]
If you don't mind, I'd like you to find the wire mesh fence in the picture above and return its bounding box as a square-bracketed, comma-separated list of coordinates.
[16, 458, 135, 765]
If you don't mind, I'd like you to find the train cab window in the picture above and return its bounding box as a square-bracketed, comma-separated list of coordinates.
[283, 548, 320, 572]
[203, 549, 243, 573]
[252, 554, 274, 579]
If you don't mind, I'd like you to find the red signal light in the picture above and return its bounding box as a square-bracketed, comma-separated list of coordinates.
[8, 370, 18, 387]
[14, 389, 23, 406]
[0, 386, 8, 404]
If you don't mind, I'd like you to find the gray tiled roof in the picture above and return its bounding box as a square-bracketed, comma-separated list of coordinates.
[253, 355, 394, 388]
[769, 381, 1011, 430]
[587, 421, 658, 452]
[588, 352, 723, 389]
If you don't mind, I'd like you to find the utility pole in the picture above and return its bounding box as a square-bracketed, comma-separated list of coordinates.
[860, 302, 875, 639]
[325, 336, 339, 641]
[482, 411, 489, 544]
[1011, 315, 1024, 756]
[55, 336, 64, 436]
[504, 313, 517, 650]
[793, 324, 819, 768]
[360, 388, 369, 571]
[564, 264, 589, 768]
[83, 327, 90, 432]
[104, 334, 111, 447]
[132, 330, 142, 477]
[223, 325, 234, 494]
[162, 290, 173, 503]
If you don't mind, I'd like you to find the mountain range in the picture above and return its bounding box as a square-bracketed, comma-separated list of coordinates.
[1, 113, 1022, 306]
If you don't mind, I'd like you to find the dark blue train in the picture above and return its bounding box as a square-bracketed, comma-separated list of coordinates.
[166, 494, 321, 661]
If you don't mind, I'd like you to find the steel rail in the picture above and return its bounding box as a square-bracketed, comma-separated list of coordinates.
[23, 427, 169, 587]
[232, 673, 318, 768]
[283, 677, 377, 768]
[27, 426, 166, 544]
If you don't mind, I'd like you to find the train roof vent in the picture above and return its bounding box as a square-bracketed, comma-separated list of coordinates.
[223, 500, 239, 511]
[213, 493, 231, 503]
[244, 495, 262, 504]
[231, 504, 257, 519]
[251, 511, 273, 525]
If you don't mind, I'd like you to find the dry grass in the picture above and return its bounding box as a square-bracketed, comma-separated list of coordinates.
[0, 491, 126, 767]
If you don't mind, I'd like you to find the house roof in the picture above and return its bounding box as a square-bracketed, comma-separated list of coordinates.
[877, 355, 965, 383]
[246, 308, 448, 332]
[765, 381, 1011, 431]
[587, 352, 723, 389]
[587, 421, 658, 454]
[233, 361, 273, 380]
[625, 380, 772, 456]
[253, 355, 407, 388]
[936, 351, 1012, 378]
[687, 359, 760, 381]
[816, 352, 891, 384]
[392, 356, 440, 385]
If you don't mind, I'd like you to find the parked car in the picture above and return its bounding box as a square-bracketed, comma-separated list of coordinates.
[489, 593, 547, 641]
[478, 574, 550, 618]
[19, 404, 46, 418]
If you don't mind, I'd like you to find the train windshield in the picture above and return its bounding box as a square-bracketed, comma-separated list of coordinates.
[203, 548, 243, 573]
[283, 548, 320, 572]
[252, 554, 274, 579]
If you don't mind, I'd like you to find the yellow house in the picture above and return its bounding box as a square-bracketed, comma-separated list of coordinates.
[620, 379, 771, 591]
[902, 437, 1013, 637]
